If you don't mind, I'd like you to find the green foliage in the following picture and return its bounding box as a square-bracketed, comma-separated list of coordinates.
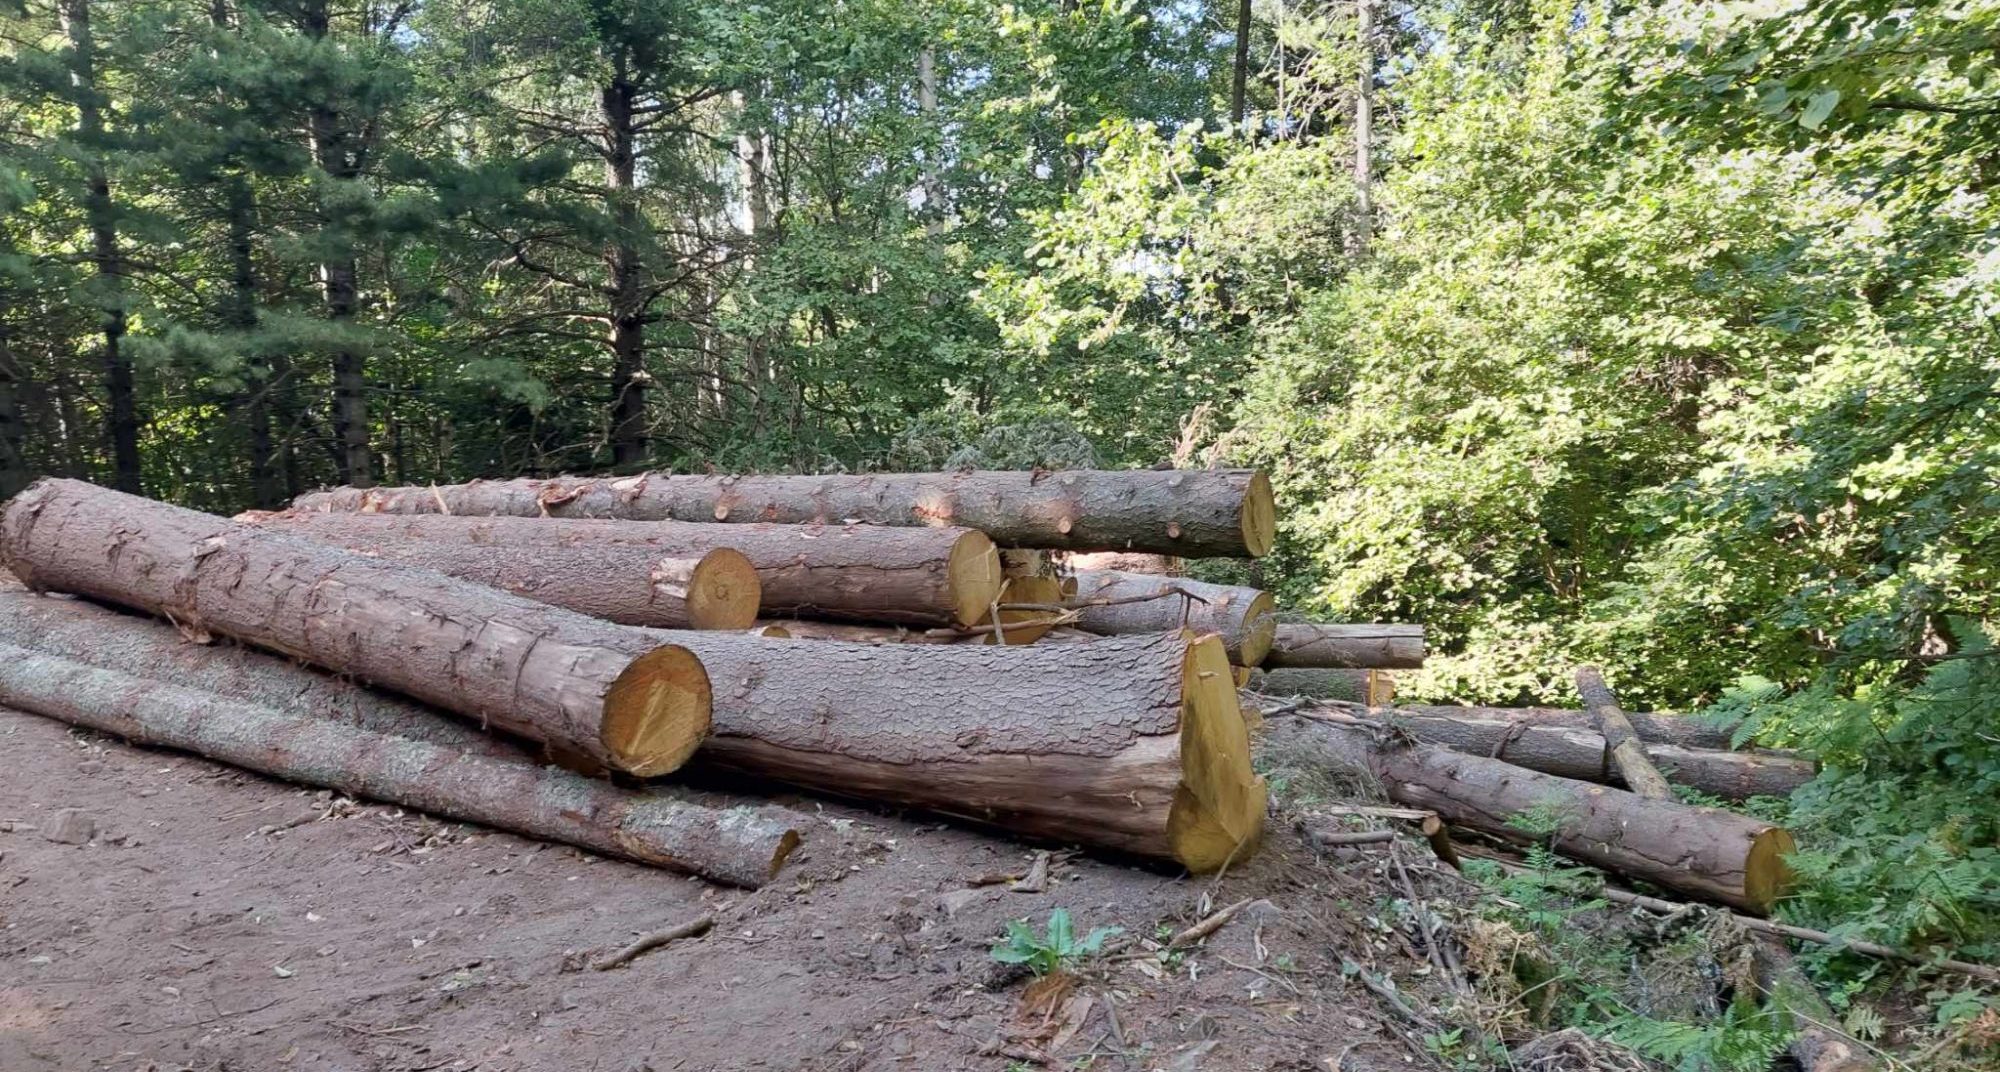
[989, 908, 1122, 977]
[1598, 1001, 1792, 1072]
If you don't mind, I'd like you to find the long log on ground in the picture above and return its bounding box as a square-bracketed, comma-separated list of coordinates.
[240, 512, 759, 629]
[0, 643, 799, 887]
[1751, 938, 1879, 1072]
[1262, 624, 1425, 669]
[1335, 701, 1740, 750]
[753, 620, 998, 645]
[1311, 703, 1813, 801]
[292, 469, 1278, 558]
[1067, 570, 1276, 666]
[1247, 667, 1395, 704]
[1065, 551, 1184, 575]
[1259, 709, 1795, 913]
[0, 591, 506, 754]
[1575, 665, 1675, 800]
[1, 480, 711, 776]
[672, 631, 1266, 872]
[251, 511, 1000, 628]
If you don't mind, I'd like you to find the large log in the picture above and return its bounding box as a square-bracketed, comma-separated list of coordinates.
[1068, 570, 1276, 666]
[1259, 711, 1795, 913]
[1359, 702, 1740, 750]
[0, 643, 798, 887]
[292, 468, 1278, 558]
[1263, 623, 1425, 669]
[0, 480, 711, 776]
[240, 512, 760, 629]
[252, 511, 1000, 628]
[1247, 667, 1395, 705]
[1327, 704, 1814, 801]
[673, 631, 1266, 872]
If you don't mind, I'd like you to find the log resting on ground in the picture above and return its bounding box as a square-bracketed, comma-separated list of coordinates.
[1, 480, 712, 776]
[1064, 551, 1184, 575]
[1068, 570, 1276, 666]
[1576, 665, 1675, 800]
[240, 512, 760, 629]
[1304, 702, 1813, 801]
[292, 468, 1278, 558]
[1259, 710, 1795, 913]
[671, 630, 1266, 872]
[1247, 667, 1395, 705]
[1344, 702, 1740, 750]
[249, 511, 1000, 628]
[0, 643, 799, 887]
[1263, 624, 1425, 669]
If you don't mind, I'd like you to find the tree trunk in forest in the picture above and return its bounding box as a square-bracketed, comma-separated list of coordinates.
[1260, 711, 1796, 913]
[1230, 0, 1252, 126]
[1065, 551, 1183, 575]
[602, 70, 649, 470]
[1068, 569, 1276, 666]
[222, 173, 286, 509]
[299, 0, 372, 488]
[1, 480, 710, 775]
[256, 511, 1002, 628]
[1263, 623, 1424, 669]
[1575, 665, 1676, 800]
[1314, 704, 1814, 801]
[1333, 701, 1742, 750]
[60, 0, 141, 494]
[242, 515, 762, 630]
[0, 642, 798, 887]
[0, 318, 27, 500]
[1247, 666, 1391, 704]
[674, 631, 1266, 872]
[734, 86, 773, 422]
[292, 468, 1278, 558]
[1351, 0, 1374, 255]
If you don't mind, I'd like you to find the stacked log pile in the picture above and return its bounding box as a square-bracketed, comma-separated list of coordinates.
[1, 465, 1812, 915]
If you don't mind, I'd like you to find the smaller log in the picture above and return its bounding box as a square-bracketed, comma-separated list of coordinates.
[1263, 624, 1424, 670]
[1751, 938, 1878, 1072]
[1068, 570, 1276, 666]
[1065, 551, 1183, 576]
[757, 620, 975, 645]
[1576, 665, 1674, 800]
[1247, 667, 1394, 705]
[0, 643, 801, 887]
[1343, 702, 1740, 750]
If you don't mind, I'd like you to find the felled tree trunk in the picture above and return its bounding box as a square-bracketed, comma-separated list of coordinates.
[1576, 665, 1675, 800]
[756, 620, 977, 645]
[1247, 667, 1394, 705]
[240, 513, 760, 629]
[1, 480, 711, 776]
[1263, 624, 1425, 669]
[673, 630, 1266, 872]
[1261, 711, 1795, 913]
[1327, 701, 1741, 750]
[1065, 551, 1184, 575]
[1068, 570, 1276, 666]
[1331, 704, 1814, 801]
[0, 643, 798, 887]
[292, 468, 1278, 558]
[254, 511, 1000, 628]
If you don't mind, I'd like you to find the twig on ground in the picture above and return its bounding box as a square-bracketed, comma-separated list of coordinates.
[1170, 897, 1255, 948]
[589, 913, 716, 971]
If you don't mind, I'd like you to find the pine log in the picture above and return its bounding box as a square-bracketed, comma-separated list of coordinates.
[240, 512, 759, 629]
[1260, 710, 1795, 913]
[0, 590, 505, 754]
[0, 643, 798, 887]
[252, 511, 1000, 628]
[292, 469, 1278, 558]
[1065, 551, 1184, 575]
[672, 631, 1266, 872]
[1751, 938, 1879, 1072]
[1263, 623, 1425, 669]
[755, 620, 984, 645]
[1, 480, 711, 776]
[1575, 665, 1675, 800]
[1356, 702, 1740, 750]
[1315, 703, 1813, 801]
[1247, 667, 1395, 704]
[1068, 569, 1276, 666]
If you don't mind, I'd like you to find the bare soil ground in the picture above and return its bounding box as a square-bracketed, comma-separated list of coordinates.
[0, 705, 1452, 1072]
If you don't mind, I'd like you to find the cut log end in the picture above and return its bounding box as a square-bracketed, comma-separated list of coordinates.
[946, 530, 1005, 628]
[682, 548, 762, 630]
[1239, 471, 1276, 558]
[1236, 591, 1278, 668]
[601, 645, 713, 776]
[1168, 633, 1267, 871]
[1746, 827, 1798, 915]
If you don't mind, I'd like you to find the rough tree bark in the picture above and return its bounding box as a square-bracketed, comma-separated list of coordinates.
[1229, 0, 1252, 126]
[1328, 701, 1741, 750]
[1263, 623, 1424, 669]
[1, 480, 711, 775]
[1247, 667, 1393, 704]
[292, 468, 1278, 557]
[1318, 704, 1814, 801]
[0, 643, 798, 887]
[1260, 712, 1795, 913]
[240, 513, 760, 629]
[601, 64, 649, 469]
[1575, 665, 1675, 800]
[1066, 551, 1183, 575]
[254, 511, 999, 628]
[1068, 569, 1276, 666]
[672, 631, 1266, 872]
